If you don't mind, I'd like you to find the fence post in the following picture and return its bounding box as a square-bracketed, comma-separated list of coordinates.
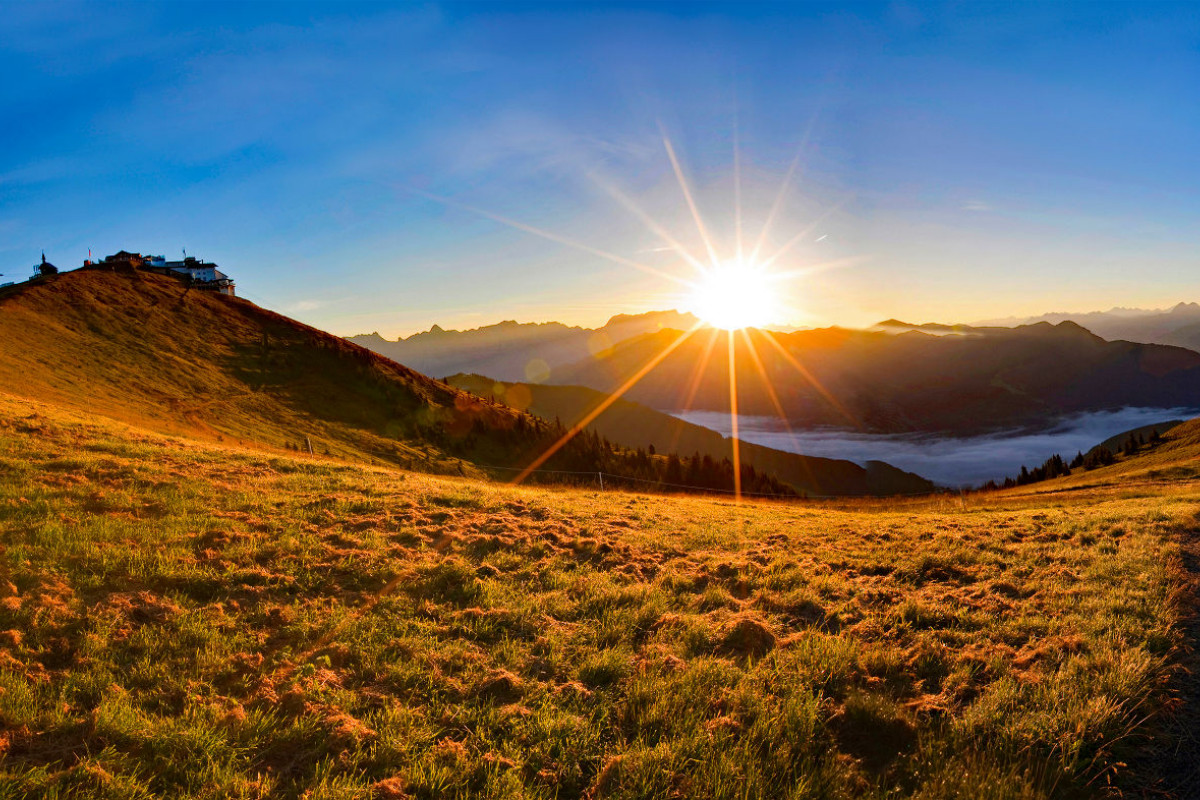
[304, 435, 313, 456]
[598, 472, 605, 490]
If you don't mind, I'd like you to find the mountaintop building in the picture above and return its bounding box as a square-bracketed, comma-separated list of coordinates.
[34, 253, 58, 278]
[141, 255, 235, 295]
[7, 249, 236, 296]
[94, 251, 236, 296]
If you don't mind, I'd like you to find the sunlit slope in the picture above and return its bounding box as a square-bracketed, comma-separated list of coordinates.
[0, 269, 551, 472]
[1023, 415, 1200, 492]
[0, 392, 1191, 798]
[447, 373, 931, 496]
[1091, 419, 1186, 456]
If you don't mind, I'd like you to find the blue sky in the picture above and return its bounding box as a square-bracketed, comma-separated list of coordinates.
[3, 2, 1198, 336]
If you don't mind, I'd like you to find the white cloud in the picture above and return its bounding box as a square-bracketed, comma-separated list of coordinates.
[677, 406, 1200, 488]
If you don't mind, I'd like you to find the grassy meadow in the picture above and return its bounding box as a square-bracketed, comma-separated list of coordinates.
[0, 392, 1196, 798]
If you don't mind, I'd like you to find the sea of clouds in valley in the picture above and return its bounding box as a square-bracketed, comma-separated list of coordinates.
[674, 407, 1200, 488]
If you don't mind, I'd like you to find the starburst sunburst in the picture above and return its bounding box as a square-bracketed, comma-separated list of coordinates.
[685, 258, 781, 331]
[411, 123, 858, 503]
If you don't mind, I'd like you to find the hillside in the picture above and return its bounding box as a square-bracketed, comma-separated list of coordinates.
[0, 268, 686, 484]
[0, 391, 1195, 798]
[0, 268, 528, 471]
[348, 310, 699, 383]
[447, 374, 931, 496]
[551, 323, 1200, 434]
[1018, 414, 1200, 492]
[1090, 419, 1186, 457]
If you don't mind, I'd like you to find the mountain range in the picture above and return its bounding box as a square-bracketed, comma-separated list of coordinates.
[548, 322, 1200, 435]
[446, 373, 932, 496]
[349, 302, 1200, 437]
[348, 310, 699, 382]
[968, 302, 1200, 350]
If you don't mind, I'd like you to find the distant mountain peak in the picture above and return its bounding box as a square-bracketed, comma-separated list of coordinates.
[1052, 320, 1104, 339]
[348, 308, 705, 384]
[353, 331, 386, 343]
[1018, 319, 1099, 336]
[603, 309, 698, 329]
[1054, 320, 1090, 331]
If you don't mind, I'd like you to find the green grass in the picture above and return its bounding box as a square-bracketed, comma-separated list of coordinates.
[0, 393, 1195, 799]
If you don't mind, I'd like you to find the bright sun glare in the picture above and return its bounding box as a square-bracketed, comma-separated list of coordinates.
[420, 123, 849, 499]
[686, 259, 779, 330]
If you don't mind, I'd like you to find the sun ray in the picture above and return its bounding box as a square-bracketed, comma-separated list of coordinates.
[677, 326, 721, 411]
[748, 110, 822, 264]
[738, 329, 792, 430]
[727, 329, 742, 503]
[733, 105, 744, 263]
[668, 326, 721, 454]
[767, 254, 866, 282]
[587, 173, 708, 274]
[758, 328, 862, 429]
[513, 322, 704, 484]
[759, 200, 851, 270]
[747, 153, 802, 265]
[740, 328, 822, 492]
[407, 186, 693, 287]
[660, 126, 721, 268]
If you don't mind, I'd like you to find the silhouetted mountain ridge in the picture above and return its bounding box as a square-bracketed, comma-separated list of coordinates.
[967, 302, 1200, 350]
[348, 310, 699, 382]
[447, 374, 933, 496]
[549, 322, 1200, 435]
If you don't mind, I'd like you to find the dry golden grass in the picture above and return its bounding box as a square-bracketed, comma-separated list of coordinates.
[0, 269, 538, 476]
[0, 391, 1196, 798]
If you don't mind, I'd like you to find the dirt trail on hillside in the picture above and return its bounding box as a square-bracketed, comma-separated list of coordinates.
[1144, 532, 1200, 797]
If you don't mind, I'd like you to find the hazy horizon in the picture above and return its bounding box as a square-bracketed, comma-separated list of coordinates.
[351, 298, 1200, 342]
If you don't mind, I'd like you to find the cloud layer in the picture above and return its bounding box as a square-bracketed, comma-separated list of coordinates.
[676, 407, 1200, 487]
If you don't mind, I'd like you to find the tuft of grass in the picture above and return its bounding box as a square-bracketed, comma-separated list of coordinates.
[0, 392, 1195, 798]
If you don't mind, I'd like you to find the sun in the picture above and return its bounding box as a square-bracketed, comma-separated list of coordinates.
[417, 123, 846, 502]
[685, 259, 780, 330]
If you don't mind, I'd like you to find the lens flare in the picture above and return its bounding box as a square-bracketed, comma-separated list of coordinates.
[685, 260, 779, 331]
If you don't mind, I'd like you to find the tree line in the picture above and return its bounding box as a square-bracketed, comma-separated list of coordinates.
[978, 429, 1163, 490]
